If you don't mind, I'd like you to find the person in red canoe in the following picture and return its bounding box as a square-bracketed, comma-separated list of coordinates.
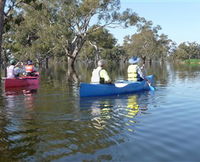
[7, 60, 23, 78]
[24, 60, 38, 76]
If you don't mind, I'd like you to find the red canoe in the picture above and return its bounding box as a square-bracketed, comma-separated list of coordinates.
[3, 76, 39, 88]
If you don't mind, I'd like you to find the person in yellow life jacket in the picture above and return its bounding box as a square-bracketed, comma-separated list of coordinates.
[91, 59, 112, 84]
[25, 60, 37, 76]
[127, 57, 144, 81]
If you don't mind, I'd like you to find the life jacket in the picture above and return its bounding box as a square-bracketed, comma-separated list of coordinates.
[91, 67, 102, 83]
[127, 64, 138, 81]
[25, 65, 34, 73]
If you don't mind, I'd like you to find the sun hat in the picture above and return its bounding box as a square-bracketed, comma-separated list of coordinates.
[128, 57, 140, 64]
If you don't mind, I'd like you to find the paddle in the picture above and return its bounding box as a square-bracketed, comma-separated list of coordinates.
[141, 63, 155, 91]
[145, 78, 155, 91]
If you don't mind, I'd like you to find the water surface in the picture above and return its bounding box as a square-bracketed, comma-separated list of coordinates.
[1, 62, 200, 161]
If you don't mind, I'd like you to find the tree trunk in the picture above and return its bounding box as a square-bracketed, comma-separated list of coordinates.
[0, 0, 5, 66]
[45, 57, 49, 69]
[67, 56, 79, 82]
[141, 56, 146, 65]
[0, 0, 6, 79]
[67, 56, 75, 70]
[149, 58, 152, 66]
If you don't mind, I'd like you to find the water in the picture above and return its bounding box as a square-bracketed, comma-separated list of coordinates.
[1, 62, 200, 161]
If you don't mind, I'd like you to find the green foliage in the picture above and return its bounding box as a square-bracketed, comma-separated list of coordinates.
[123, 21, 172, 61]
[184, 59, 200, 64]
[3, 0, 143, 67]
[101, 46, 125, 61]
[173, 42, 200, 60]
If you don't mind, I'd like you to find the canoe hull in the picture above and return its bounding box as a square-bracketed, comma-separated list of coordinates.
[80, 75, 154, 97]
[4, 76, 39, 88]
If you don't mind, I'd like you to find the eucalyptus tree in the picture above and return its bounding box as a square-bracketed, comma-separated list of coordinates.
[0, 0, 6, 65]
[123, 28, 158, 63]
[0, 0, 40, 66]
[101, 45, 125, 62]
[154, 34, 173, 61]
[42, 0, 142, 71]
[173, 42, 200, 60]
[4, 0, 143, 73]
[80, 27, 117, 64]
[123, 21, 172, 63]
[6, 1, 56, 65]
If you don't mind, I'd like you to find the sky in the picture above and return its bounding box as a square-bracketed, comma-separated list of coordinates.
[109, 0, 200, 45]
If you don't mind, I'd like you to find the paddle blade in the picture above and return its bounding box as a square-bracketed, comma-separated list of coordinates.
[149, 85, 155, 91]
[147, 82, 155, 91]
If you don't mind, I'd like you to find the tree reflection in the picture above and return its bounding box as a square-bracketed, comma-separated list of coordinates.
[0, 86, 39, 160]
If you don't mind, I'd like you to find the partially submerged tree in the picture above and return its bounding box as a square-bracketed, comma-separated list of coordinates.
[80, 27, 117, 64]
[0, 0, 39, 67]
[123, 20, 172, 64]
[44, 0, 142, 70]
[173, 42, 200, 60]
[0, 0, 6, 65]
[4, 0, 143, 72]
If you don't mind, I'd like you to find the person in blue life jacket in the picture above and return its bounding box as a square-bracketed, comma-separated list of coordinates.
[127, 57, 145, 81]
[91, 59, 112, 84]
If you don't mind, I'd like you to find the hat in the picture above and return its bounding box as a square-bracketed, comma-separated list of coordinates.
[27, 60, 33, 65]
[128, 57, 140, 64]
[98, 59, 106, 67]
[10, 59, 16, 65]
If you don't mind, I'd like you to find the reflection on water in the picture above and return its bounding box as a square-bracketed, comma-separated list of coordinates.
[4, 85, 38, 109]
[1, 90, 152, 161]
[1, 62, 200, 161]
[79, 93, 151, 146]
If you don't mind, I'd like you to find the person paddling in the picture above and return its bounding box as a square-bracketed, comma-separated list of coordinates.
[127, 57, 144, 81]
[7, 60, 23, 78]
[25, 60, 37, 76]
[91, 59, 112, 84]
[127, 56, 155, 91]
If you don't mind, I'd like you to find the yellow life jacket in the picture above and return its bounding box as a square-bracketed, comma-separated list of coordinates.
[127, 64, 138, 81]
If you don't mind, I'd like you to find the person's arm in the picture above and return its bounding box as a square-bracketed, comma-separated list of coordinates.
[13, 67, 21, 76]
[137, 66, 152, 85]
[137, 66, 145, 79]
[100, 69, 111, 83]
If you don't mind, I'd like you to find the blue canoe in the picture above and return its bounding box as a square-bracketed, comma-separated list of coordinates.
[80, 75, 154, 97]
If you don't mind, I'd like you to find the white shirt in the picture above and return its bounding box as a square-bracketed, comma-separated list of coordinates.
[91, 67, 102, 83]
[7, 65, 21, 78]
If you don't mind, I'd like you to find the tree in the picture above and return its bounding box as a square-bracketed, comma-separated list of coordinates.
[0, 0, 6, 65]
[0, 0, 39, 67]
[43, 0, 142, 71]
[4, 0, 143, 74]
[173, 42, 200, 60]
[80, 27, 117, 64]
[123, 21, 172, 63]
[5, 1, 54, 65]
